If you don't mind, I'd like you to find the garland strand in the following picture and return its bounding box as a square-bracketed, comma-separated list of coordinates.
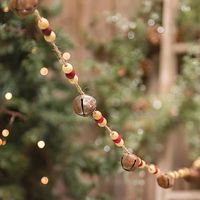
[10, 4, 200, 189]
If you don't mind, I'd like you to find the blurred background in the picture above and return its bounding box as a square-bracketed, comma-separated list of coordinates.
[0, 0, 200, 199]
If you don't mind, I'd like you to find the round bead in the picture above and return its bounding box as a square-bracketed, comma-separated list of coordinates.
[10, 0, 38, 17]
[98, 118, 107, 127]
[184, 168, 200, 183]
[63, 52, 71, 61]
[157, 174, 175, 189]
[115, 139, 124, 147]
[68, 75, 79, 85]
[38, 17, 50, 30]
[148, 164, 160, 175]
[121, 153, 140, 171]
[62, 64, 73, 74]
[92, 111, 102, 120]
[168, 172, 175, 179]
[138, 159, 146, 169]
[110, 131, 119, 140]
[194, 160, 200, 168]
[44, 31, 56, 43]
[73, 95, 96, 117]
[173, 171, 180, 179]
[42, 28, 52, 36]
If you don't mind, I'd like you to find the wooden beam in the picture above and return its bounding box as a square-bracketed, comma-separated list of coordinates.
[159, 0, 179, 94]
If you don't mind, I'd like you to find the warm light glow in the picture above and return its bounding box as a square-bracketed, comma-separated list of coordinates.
[3, 6, 9, 13]
[0, 139, 3, 146]
[5, 92, 13, 100]
[40, 67, 49, 76]
[41, 176, 49, 185]
[31, 47, 37, 54]
[2, 140, 6, 146]
[37, 140, 45, 149]
[2, 129, 9, 137]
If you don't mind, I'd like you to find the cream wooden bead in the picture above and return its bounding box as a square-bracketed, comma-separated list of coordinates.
[148, 164, 157, 174]
[168, 172, 175, 179]
[44, 31, 56, 42]
[98, 118, 107, 127]
[63, 52, 71, 61]
[194, 160, 200, 168]
[92, 111, 102, 120]
[110, 131, 119, 140]
[62, 63, 73, 74]
[174, 171, 180, 179]
[115, 139, 124, 147]
[68, 75, 79, 84]
[138, 159, 146, 169]
[38, 17, 49, 30]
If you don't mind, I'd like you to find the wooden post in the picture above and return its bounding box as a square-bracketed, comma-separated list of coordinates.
[159, 0, 179, 94]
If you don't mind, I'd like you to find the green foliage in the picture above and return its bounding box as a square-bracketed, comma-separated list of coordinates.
[0, 1, 119, 200]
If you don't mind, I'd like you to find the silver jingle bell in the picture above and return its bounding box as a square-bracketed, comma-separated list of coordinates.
[73, 95, 96, 117]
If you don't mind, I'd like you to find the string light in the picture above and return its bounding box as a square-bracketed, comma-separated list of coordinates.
[0, 139, 3, 146]
[31, 47, 37, 54]
[5, 92, 13, 100]
[3, 6, 9, 13]
[37, 140, 45, 149]
[40, 67, 49, 76]
[2, 140, 6, 146]
[41, 176, 49, 185]
[2, 129, 10, 137]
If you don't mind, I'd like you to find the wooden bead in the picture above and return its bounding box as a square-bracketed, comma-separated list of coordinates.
[44, 31, 56, 43]
[148, 164, 160, 175]
[10, 0, 38, 17]
[121, 153, 140, 171]
[42, 28, 52, 36]
[157, 174, 175, 189]
[63, 52, 71, 61]
[38, 17, 49, 30]
[73, 95, 96, 117]
[115, 139, 124, 147]
[92, 111, 102, 120]
[98, 118, 107, 127]
[168, 172, 175, 179]
[184, 168, 200, 183]
[110, 131, 119, 140]
[194, 160, 200, 168]
[62, 63, 73, 74]
[68, 75, 79, 85]
[138, 159, 146, 169]
[65, 70, 76, 79]
[173, 171, 180, 179]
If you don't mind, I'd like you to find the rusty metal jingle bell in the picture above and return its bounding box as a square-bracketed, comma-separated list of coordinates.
[157, 174, 175, 189]
[72, 95, 97, 117]
[9, 0, 38, 17]
[121, 153, 140, 172]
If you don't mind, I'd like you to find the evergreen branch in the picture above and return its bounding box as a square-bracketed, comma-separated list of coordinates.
[0, 108, 27, 121]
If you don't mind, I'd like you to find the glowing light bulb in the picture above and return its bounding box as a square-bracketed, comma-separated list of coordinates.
[3, 6, 9, 13]
[2, 140, 6, 146]
[41, 176, 49, 185]
[5, 92, 13, 100]
[37, 140, 45, 149]
[0, 139, 3, 146]
[40, 67, 49, 76]
[2, 129, 9, 137]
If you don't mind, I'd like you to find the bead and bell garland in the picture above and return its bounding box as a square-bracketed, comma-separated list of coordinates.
[10, 2, 200, 189]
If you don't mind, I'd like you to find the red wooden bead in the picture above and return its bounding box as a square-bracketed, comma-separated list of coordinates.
[95, 116, 104, 124]
[113, 135, 122, 144]
[65, 70, 76, 79]
[42, 27, 52, 36]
